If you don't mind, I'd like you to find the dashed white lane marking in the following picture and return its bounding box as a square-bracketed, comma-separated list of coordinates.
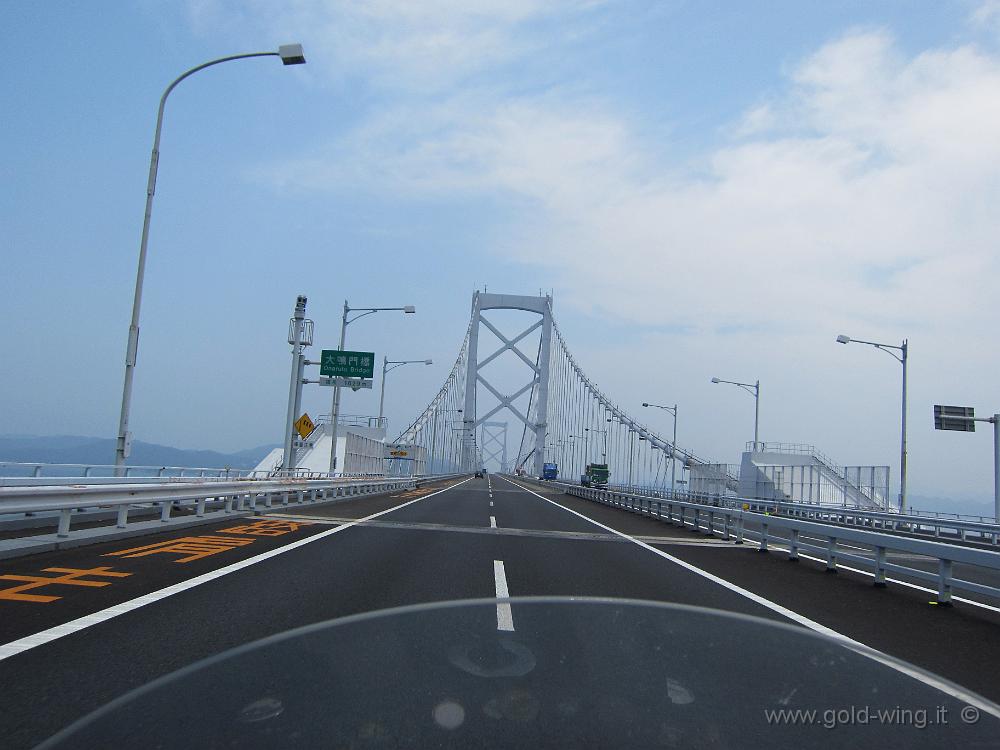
[490, 515, 497, 529]
[0, 478, 474, 662]
[489, 501, 494, 507]
[493, 559, 514, 632]
[498, 476, 1000, 718]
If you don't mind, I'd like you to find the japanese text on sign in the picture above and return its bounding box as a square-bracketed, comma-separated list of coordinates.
[320, 350, 375, 379]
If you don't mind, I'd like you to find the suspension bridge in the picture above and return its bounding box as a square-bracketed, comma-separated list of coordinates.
[1, 290, 999, 747]
[390, 291, 883, 509]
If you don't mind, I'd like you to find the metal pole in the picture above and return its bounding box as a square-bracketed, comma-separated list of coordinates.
[753, 380, 760, 452]
[114, 51, 284, 475]
[283, 296, 306, 476]
[328, 300, 348, 474]
[292, 351, 305, 433]
[899, 341, 908, 513]
[430, 409, 439, 474]
[378, 356, 389, 424]
[628, 432, 634, 487]
[671, 405, 678, 497]
[993, 415, 999, 522]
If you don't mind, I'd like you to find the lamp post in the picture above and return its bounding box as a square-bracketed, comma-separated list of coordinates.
[282, 295, 313, 476]
[711, 377, 761, 452]
[643, 401, 678, 497]
[585, 427, 608, 462]
[566, 435, 583, 478]
[328, 300, 416, 474]
[114, 45, 306, 474]
[837, 334, 909, 513]
[378, 357, 433, 429]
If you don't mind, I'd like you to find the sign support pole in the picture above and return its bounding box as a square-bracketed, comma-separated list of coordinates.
[328, 300, 348, 475]
[283, 296, 307, 476]
[993, 415, 999, 522]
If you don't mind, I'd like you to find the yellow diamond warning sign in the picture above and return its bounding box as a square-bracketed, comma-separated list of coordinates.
[294, 413, 315, 439]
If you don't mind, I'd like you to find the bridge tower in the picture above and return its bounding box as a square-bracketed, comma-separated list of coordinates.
[480, 421, 509, 472]
[462, 292, 552, 477]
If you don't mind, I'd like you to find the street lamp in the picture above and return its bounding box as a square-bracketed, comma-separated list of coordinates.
[643, 401, 678, 497]
[114, 44, 306, 473]
[328, 301, 416, 473]
[837, 334, 909, 513]
[378, 357, 433, 428]
[711, 377, 761, 452]
[585, 427, 608, 461]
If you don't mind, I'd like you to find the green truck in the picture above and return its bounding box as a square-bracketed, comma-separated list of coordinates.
[581, 463, 610, 488]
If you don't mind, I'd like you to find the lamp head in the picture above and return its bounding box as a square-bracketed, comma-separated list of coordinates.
[642, 402, 649, 407]
[711, 377, 720, 384]
[403, 305, 416, 314]
[836, 335, 851, 344]
[278, 44, 306, 65]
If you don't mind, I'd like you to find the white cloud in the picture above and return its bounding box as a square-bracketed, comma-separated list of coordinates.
[186, 0, 603, 91]
[971, 0, 1000, 33]
[263, 27, 1000, 339]
[214, 6, 1000, 495]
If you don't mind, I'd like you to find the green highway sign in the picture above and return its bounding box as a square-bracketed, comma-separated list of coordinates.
[320, 349, 375, 379]
[934, 404, 975, 432]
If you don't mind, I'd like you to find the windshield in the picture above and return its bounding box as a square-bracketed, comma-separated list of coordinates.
[4, 4, 1000, 749]
[38, 598, 1000, 749]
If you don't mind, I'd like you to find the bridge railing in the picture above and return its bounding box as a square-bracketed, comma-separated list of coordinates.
[574, 482, 998, 544]
[0, 473, 467, 548]
[0, 461, 252, 481]
[560, 483, 1000, 606]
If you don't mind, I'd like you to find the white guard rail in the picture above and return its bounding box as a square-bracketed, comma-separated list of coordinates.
[565, 484, 1000, 606]
[0, 461, 252, 480]
[597, 483, 1000, 546]
[0, 474, 465, 540]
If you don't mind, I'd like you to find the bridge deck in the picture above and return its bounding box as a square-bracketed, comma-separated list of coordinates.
[1, 475, 997, 748]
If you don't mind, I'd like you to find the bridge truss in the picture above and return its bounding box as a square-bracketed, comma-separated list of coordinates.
[394, 290, 722, 490]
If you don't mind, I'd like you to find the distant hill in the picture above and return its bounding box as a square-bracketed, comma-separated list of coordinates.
[0, 435, 278, 470]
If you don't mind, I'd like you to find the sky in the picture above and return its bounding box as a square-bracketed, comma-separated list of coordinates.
[2, 1, 999, 509]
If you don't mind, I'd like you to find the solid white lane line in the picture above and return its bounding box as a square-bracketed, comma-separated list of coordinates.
[0, 478, 474, 662]
[497, 476, 1000, 717]
[793, 552, 1000, 614]
[490, 515, 497, 529]
[493, 559, 514, 632]
[739, 534, 1000, 614]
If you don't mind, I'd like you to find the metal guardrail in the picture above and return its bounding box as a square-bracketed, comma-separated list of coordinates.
[0, 461, 252, 480]
[588, 483, 999, 545]
[565, 484, 1000, 605]
[0, 474, 465, 540]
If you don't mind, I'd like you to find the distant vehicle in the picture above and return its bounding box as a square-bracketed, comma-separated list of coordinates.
[541, 462, 558, 480]
[581, 463, 609, 488]
[474, 469, 484, 478]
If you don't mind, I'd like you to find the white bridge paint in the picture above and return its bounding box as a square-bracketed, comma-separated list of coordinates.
[255, 422, 387, 477]
[463, 292, 552, 478]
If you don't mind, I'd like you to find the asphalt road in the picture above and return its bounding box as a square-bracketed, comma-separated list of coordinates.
[2, 475, 999, 748]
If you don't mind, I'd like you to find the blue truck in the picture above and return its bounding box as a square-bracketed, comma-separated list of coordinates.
[542, 462, 558, 480]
